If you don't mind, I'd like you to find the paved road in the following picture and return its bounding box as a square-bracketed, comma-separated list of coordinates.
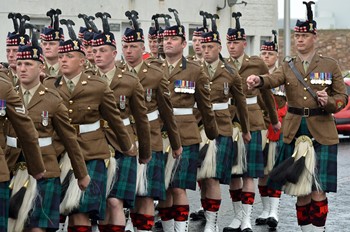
[153, 139, 350, 232]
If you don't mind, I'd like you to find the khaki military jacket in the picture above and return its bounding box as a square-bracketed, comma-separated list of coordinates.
[227, 54, 278, 131]
[43, 73, 132, 160]
[123, 62, 181, 152]
[0, 79, 45, 181]
[162, 56, 218, 145]
[261, 54, 347, 145]
[203, 60, 249, 135]
[99, 68, 152, 159]
[0, 68, 19, 86]
[6, 84, 87, 179]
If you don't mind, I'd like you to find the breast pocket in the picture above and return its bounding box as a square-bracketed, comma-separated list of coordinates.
[79, 104, 99, 121]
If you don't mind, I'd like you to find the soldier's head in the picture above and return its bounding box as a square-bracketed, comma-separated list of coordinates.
[58, 39, 86, 78]
[201, 31, 221, 64]
[192, 26, 207, 58]
[294, 1, 317, 54]
[6, 13, 31, 70]
[260, 30, 278, 69]
[92, 31, 117, 71]
[148, 26, 159, 56]
[79, 27, 95, 63]
[40, 9, 64, 62]
[163, 25, 187, 58]
[122, 27, 145, 66]
[226, 12, 246, 59]
[16, 41, 44, 88]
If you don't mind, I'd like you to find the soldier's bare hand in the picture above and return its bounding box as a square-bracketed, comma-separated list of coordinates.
[242, 132, 251, 144]
[78, 175, 91, 191]
[33, 171, 45, 180]
[124, 144, 137, 157]
[172, 146, 183, 158]
[246, 75, 261, 89]
[272, 121, 281, 132]
[139, 156, 152, 164]
[317, 87, 328, 107]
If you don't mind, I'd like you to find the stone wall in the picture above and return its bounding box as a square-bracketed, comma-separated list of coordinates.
[278, 29, 350, 71]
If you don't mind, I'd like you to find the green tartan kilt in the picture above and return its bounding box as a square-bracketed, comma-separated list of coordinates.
[243, 130, 264, 178]
[26, 178, 61, 230]
[213, 135, 234, 184]
[268, 118, 338, 193]
[0, 181, 9, 231]
[108, 152, 137, 209]
[72, 159, 107, 220]
[170, 144, 199, 190]
[138, 151, 166, 200]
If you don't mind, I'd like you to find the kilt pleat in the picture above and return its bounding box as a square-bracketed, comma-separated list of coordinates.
[26, 178, 61, 229]
[214, 135, 234, 184]
[0, 181, 9, 231]
[243, 130, 264, 178]
[108, 152, 137, 208]
[170, 144, 199, 190]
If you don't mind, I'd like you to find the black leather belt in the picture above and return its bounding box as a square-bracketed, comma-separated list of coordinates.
[288, 107, 328, 117]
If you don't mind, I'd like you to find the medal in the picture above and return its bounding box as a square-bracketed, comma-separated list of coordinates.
[0, 100, 6, 116]
[119, 95, 126, 110]
[224, 82, 229, 95]
[146, 89, 152, 102]
[41, 111, 49, 126]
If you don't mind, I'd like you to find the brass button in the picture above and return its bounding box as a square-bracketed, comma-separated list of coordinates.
[304, 78, 307, 81]
[68, 118, 72, 122]
[68, 109, 73, 113]
[304, 96, 307, 100]
[304, 88, 307, 91]
[287, 82, 290, 85]
[87, 106, 91, 110]
[69, 100, 73, 104]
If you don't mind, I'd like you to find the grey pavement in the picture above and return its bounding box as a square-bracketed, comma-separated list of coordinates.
[154, 138, 350, 232]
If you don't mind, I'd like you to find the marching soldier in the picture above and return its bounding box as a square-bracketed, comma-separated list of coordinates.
[43, 19, 135, 232]
[157, 9, 218, 232]
[2, 13, 31, 86]
[255, 30, 287, 229]
[197, 17, 250, 232]
[247, 2, 347, 232]
[148, 26, 159, 58]
[90, 13, 151, 232]
[40, 9, 64, 79]
[0, 70, 45, 232]
[6, 31, 90, 232]
[121, 11, 182, 232]
[223, 12, 280, 232]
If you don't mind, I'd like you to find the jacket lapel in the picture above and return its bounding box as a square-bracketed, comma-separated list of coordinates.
[70, 74, 86, 98]
[26, 84, 46, 110]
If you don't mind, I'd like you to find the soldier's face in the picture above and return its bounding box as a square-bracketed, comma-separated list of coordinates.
[6, 46, 18, 69]
[122, 42, 144, 66]
[163, 36, 187, 57]
[226, 40, 246, 59]
[41, 41, 60, 59]
[58, 52, 85, 78]
[260, 51, 278, 69]
[148, 39, 158, 54]
[294, 32, 316, 54]
[92, 45, 117, 70]
[17, 59, 43, 87]
[85, 45, 95, 63]
[202, 43, 222, 64]
[192, 36, 203, 56]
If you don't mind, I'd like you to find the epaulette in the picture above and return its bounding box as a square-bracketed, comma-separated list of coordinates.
[283, 56, 295, 63]
[118, 68, 136, 79]
[43, 87, 61, 98]
[186, 58, 201, 68]
[317, 53, 337, 62]
[144, 62, 164, 74]
[222, 63, 235, 75]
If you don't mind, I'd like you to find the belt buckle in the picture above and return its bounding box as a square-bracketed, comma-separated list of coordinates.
[303, 107, 310, 117]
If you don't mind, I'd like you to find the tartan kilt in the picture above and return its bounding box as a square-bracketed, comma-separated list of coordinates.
[0, 181, 9, 231]
[72, 159, 107, 220]
[138, 151, 166, 200]
[108, 152, 137, 208]
[26, 178, 61, 230]
[268, 118, 338, 193]
[170, 144, 199, 190]
[213, 135, 234, 184]
[243, 130, 264, 178]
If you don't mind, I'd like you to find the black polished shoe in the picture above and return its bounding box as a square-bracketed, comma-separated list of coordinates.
[154, 219, 163, 229]
[242, 228, 253, 232]
[255, 217, 267, 225]
[189, 209, 205, 221]
[266, 217, 278, 228]
[223, 227, 242, 232]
